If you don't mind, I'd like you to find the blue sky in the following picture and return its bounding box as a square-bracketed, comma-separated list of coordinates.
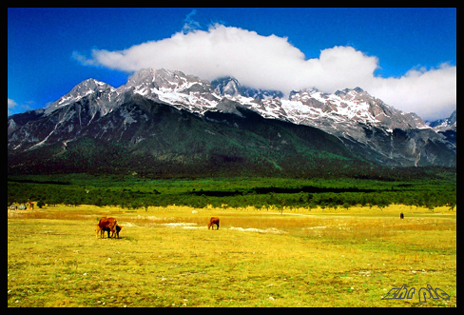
[8, 8, 456, 120]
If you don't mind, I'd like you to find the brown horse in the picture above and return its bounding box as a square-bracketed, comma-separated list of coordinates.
[95, 217, 118, 238]
[208, 217, 220, 230]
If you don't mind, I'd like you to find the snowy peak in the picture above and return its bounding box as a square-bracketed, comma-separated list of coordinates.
[335, 86, 365, 98]
[43, 68, 431, 133]
[211, 77, 241, 96]
[127, 68, 207, 92]
[122, 68, 219, 114]
[292, 86, 428, 130]
[63, 78, 114, 100]
[125, 68, 215, 103]
[43, 68, 430, 133]
[45, 78, 115, 114]
[211, 76, 284, 99]
[427, 110, 456, 131]
[289, 89, 325, 108]
[287, 87, 380, 124]
[126, 68, 157, 87]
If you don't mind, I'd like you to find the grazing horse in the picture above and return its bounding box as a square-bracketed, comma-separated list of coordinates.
[208, 217, 220, 230]
[400, 212, 404, 219]
[95, 217, 118, 238]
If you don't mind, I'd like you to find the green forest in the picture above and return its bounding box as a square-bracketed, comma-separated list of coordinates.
[8, 168, 456, 211]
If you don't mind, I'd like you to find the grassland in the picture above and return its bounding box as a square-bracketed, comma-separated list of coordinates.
[8, 204, 456, 307]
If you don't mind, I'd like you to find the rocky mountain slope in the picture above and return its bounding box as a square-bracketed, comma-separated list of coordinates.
[427, 110, 456, 131]
[425, 110, 456, 148]
[8, 68, 456, 176]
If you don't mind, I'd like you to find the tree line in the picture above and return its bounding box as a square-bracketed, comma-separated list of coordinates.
[7, 176, 456, 211]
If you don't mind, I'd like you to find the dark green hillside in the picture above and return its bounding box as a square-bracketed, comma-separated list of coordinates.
[8, 99, 370, 178]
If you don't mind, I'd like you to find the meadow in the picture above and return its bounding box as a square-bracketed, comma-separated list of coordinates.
[8, 204, 456, 307]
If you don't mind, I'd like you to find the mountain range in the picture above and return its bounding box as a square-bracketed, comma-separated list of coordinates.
[8, 68, 456, 177]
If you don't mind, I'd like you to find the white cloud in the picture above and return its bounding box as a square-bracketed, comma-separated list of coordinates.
[182, 10, 201, 34]
[367, 63, 456, 120]
[8, 98, 18, 108]
[301, 46, 380, 92]
[74, 24, 456, 120]
[80, 24, 307, 92]
[72, 51, 98, 66]
[8, 98, 18, 116]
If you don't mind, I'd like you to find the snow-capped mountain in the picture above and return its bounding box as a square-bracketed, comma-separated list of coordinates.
[45, 78, 117, 115]
[8, 68, 456, 172]
[425, 110, 456, 147]
[427, 110, 456, 132]
[211, 76, 284, 99]
[37, 68, 429, 131]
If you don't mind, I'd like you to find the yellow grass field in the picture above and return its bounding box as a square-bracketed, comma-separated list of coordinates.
[8, 204, 456, 307]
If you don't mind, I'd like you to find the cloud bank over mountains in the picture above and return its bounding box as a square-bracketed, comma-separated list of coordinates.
[73, 23, 455, 120]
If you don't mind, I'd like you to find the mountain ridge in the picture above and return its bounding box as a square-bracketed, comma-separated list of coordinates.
[8, 68, 456, 176]
[427, 110, 456, 131]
